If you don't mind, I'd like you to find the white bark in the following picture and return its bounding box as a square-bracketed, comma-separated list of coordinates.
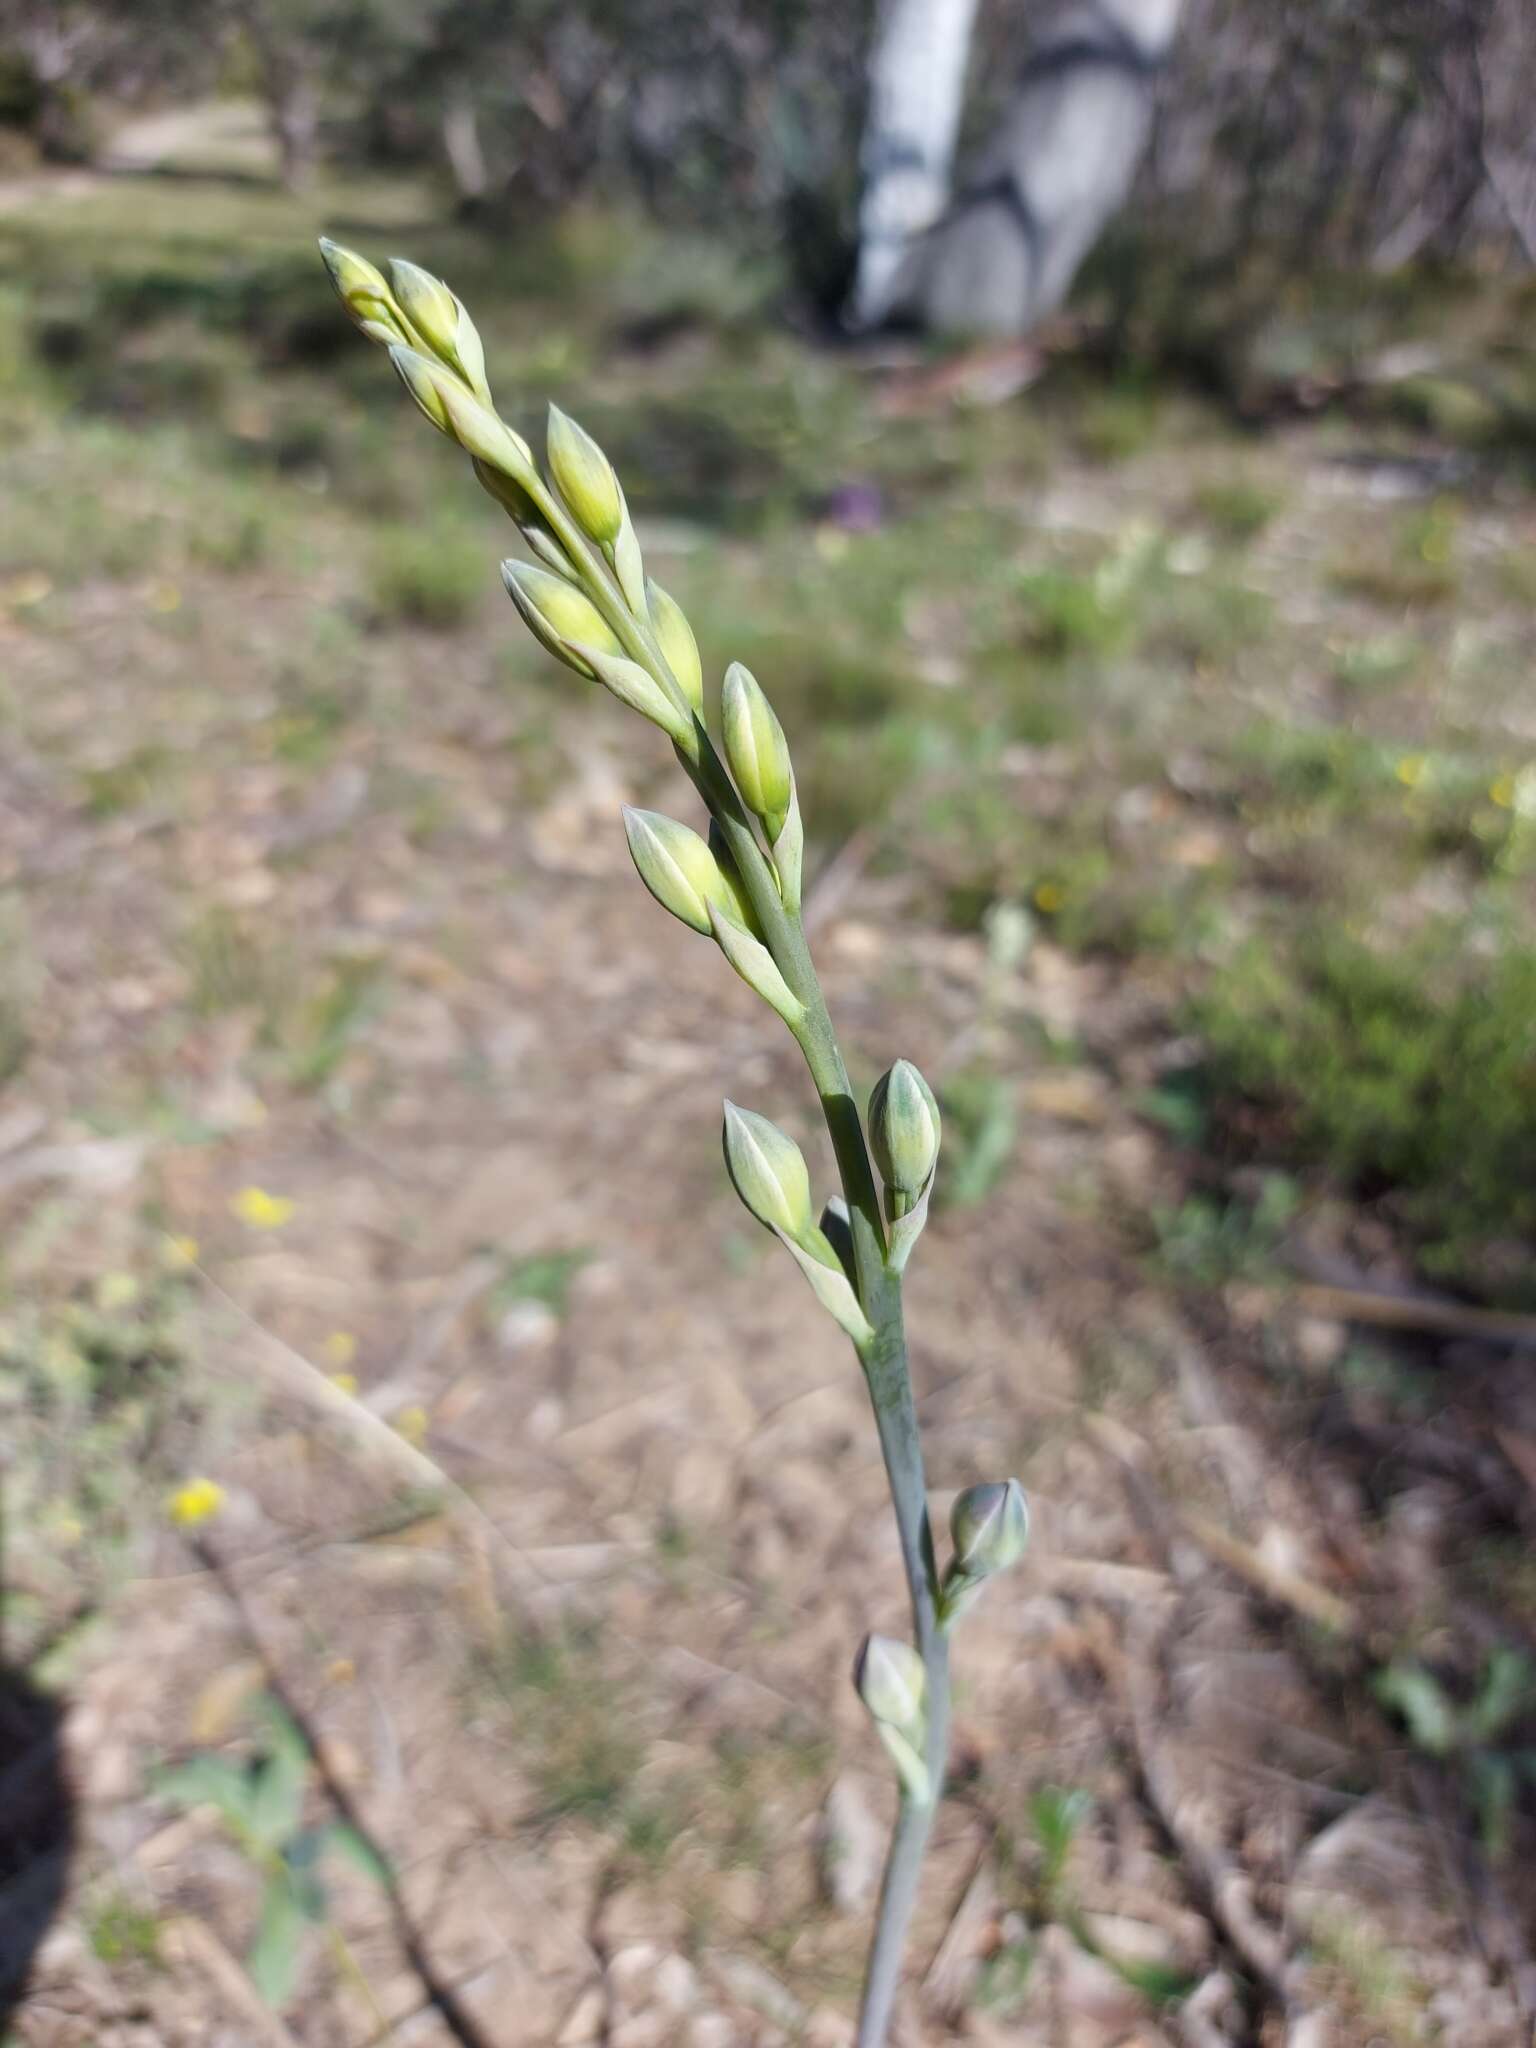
[854, 0, 1185, 339]
[850, 0, 983, 328]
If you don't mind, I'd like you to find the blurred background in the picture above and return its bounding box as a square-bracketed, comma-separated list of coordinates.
[4, 0, 1536, 2042]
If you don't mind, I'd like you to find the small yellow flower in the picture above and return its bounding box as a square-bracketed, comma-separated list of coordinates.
[96, 1270, 140, 1310]
[328, 1372, 359, 1397]
[230, 1186, 295, 1229]
[168, 1478, 225, 1529]
[395, 1404, 429, 1447]
[146, 579, 182, 615]
[322, 1330, 357, 1368]
[1033, 881, 1064, 913]
[1490, 775, 1516, 809]
[2, 570, 52, 609]
[164, 1234, 200, 1267]
[1395, 754, 1427, 788]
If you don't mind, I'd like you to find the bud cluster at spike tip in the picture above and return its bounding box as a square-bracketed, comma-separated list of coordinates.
[318, 239, 408, 347]
[869, 1060, 941, 1202]
[721, 1102, 816, 1243]
[546, 405, 624, 545]
[721, 663, 793, 841]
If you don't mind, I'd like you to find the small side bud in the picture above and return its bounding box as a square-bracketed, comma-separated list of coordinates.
[319, 239, 407, 347]
[646, 578, 704, 714]
[623, 807, 736, 937]
[869, 1060, 941, 1212]
[951, 1480, 1029, 1579]
[854, 1634, 926, 1733]
[547, 405, 623, 545]
[722, 1101, 815, 1243]
[721, 663, 793, 840]
[502, 561, 623, 676]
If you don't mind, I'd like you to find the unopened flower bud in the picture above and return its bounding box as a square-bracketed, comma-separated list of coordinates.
[502, 561, 622, 676]
[646, 578, 703, 714]
[391, 349, 531, 479]
[854, 1634, 926, 1732]
[721, 663, 793, 840]
[319, 239, 406, 346]
[722, 1101, 815, 1242]
[388, 258, 462, 365]
[950, 1479, 1029, 1579]
[869, 1060, 941, 1203]
[624, 808, 737, 937]
[547, 405, 623, 545]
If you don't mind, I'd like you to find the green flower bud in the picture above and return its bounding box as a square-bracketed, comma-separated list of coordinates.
[854, 1634, 926, 1732]
[950, 1479, 1029, 1579]
[869, 1060, 941, 1204]
[721, 663, 793, 840]
[389, 342, 451, 431]
[546, 405, 623, 545]
[623, 807, 737, 937]
[571, 644, 694, 749]
[318, 239, 407, 347]
[502, 560, 623, 677]
[721, 1101, 815, 1242]
[388, 258, 462, 366]
[390, 348, 531, 480]
[645, 578, 703, 714]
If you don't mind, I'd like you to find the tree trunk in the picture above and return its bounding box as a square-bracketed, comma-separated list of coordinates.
[442, 91, 489, 202]
[849, 0, 982, 329]
[854, 0, 1185, 339]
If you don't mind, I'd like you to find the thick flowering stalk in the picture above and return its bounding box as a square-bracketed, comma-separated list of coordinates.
[320, 241, 1030, 2045]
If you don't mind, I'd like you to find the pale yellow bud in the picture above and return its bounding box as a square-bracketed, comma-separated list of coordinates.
[546, 405, 624, 545]
[389, 259, 460, 363]
[645, 578, 703, 714]
[721, 663, 793, 840]
[319, 238, 407, 346]
[622, 807, 737, 936]
[502, 561, 623, 676]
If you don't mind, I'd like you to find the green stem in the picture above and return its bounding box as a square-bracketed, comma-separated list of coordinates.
[517, 462, 949, 2043]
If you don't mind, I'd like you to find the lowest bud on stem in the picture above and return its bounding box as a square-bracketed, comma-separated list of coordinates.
[721, 663, 793, 840]
[722, 1101, 815, 1243]
[546, 405, 624, 546]
[869, 1060, 941, 1210]
[854, 1634, 926, 1732]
